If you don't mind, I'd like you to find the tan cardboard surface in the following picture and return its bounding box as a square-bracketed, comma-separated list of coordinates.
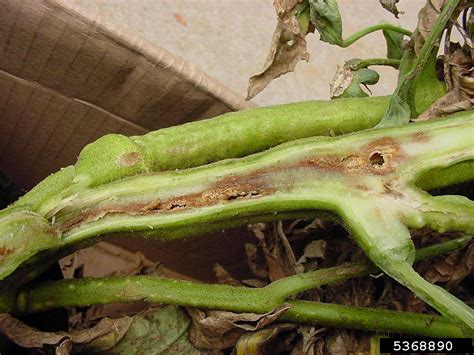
[0, 0, 253, 189]
[62, 0, 424, 106]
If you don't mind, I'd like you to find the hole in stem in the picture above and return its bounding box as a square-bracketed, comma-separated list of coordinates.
[369, 152, 385, 166]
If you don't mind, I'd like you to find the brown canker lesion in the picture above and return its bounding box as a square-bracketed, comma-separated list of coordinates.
[60, 182, 270, 232]
[117, 152, 142, 167]
[289, 137, 404, 175]
[0, 247, 14, 261]
[411, 131, 429, 143]
[59, 136, 406, 232]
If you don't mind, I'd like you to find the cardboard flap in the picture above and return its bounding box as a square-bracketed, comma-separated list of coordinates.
[0, 0, 253, 189]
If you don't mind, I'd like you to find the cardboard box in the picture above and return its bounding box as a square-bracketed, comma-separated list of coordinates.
[0, 0, 256, 281]
[0, 0, 254, 189]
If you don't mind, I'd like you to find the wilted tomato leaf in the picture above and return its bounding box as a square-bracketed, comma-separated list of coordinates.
[247, 1, 311, 99]
[417, 47, 473, 119]
[330, 61, 380, 99]
[383, 28, 405, 60]
[106, 306, 202, 354]
[408, 52, 446, 117]
[375, 90, 411, 127]
[308, 0, 343, 45]
[0, 314, 132, 353]
[379, 0, 404, 18]
[187, 304, 291, 350]
[235, 324, 297, 355]
[412, 0, 447, 56]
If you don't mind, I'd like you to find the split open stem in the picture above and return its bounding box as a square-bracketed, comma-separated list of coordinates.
[0, 111, 472, 330]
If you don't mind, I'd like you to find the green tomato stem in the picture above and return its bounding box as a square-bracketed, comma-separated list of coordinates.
[282, 301, 468, 337]
[377, 0, 460, 127]
[341, 23, 411, 48]
[1, 110, 473, 329]
[1, 236, 470, 338]
[352, 58, 401, 70]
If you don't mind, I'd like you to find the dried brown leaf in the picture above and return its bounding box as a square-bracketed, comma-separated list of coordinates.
[324, 329, 370, 354]
[324, 331, 353, 355]
[274, 0, 304, 33]
[0, 313, 132, 352]
[249, 223, 268, 241]
[264, 223, 299, 280]
[412, 0, 447, 56]
[277, 221, 299, 269]
[330, 65, 355, 98]
[60, 242, 195, 281]
[330, 61, 380, 99]
[297, 239, 327, 272]
[299, 326, 326, 355]
[245, 243, 268, 279]
[249, 222, 297, 281]
[187, 304, 291, 349]
[247, 1, 310, 99]
[424, 242, 473, 290]
[418, 47, 474, 119]
[242, 278, 267, 288]
[247, 24, 309, 100]
[303, 240, 327, 259]
[213, 263, 242, 286]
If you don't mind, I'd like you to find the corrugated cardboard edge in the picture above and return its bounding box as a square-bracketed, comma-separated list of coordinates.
[50, 0, 256, 113]
[0, 0, 255, 188]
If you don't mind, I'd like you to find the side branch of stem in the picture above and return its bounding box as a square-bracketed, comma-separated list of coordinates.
[341, 23, 412, 48]
[2, 237, 470, 337]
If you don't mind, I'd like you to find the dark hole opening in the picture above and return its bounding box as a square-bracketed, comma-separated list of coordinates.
[430, 181, 474, 200]
[369, 152, 385, 166]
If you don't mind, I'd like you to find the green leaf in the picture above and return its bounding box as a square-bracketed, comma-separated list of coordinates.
[296, 2, 312, 35]
[383, 29, 404, 60]
[377, 0, 459, 127]
[308, 0, 343, 45]
[379, 0, 403, 18]
[469, 10, 474, 43]
[106, 306, 201, 354]
[375, 93, 410, 127]
[408, 52, 446, 117]
[331, 61, 380, 99]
